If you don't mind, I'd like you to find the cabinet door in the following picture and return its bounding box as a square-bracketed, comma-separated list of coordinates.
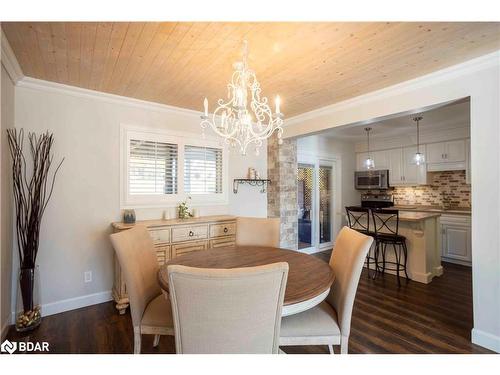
[426, 142, 446, 163]
[442, 225, 471, 262]
[402, 146, 418, 185]
[445, 140, 466, 162]
[356, 152, 368, 171]
[387, 148, 403, 186]
[373, 150, 389, 169]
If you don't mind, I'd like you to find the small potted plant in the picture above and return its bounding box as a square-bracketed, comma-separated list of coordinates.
[178, 196, 193, 219]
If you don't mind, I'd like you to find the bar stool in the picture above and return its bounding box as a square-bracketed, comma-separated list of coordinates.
[345, 206, 377, 278]
[371, 209, 409, 286]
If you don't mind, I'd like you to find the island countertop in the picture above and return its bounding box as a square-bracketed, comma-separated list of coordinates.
[398, 211, 441, 222]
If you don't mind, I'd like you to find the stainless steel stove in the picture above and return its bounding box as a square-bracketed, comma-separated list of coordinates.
[360, 193, 394, 209]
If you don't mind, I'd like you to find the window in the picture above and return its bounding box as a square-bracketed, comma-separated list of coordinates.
[184, 145, 223, 194]
[129, 139, 178, 195]
[121, 125, 227, 208]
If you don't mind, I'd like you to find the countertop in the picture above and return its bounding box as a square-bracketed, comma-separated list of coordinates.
[393, 205, 471, 216]
[398, 211, 441, 222]
[112, 215, 236, 230]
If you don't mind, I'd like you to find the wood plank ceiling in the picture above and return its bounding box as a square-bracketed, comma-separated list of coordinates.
[2, 22, 499, 117]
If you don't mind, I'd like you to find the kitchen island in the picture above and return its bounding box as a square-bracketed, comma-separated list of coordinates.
[371, 211, 442, 284]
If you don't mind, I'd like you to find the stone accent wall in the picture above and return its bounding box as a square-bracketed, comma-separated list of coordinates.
[393, 170, 471, 208]
[267, 134, 298, 250]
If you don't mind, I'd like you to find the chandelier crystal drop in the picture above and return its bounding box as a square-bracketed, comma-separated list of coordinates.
[200, 40, 284, 156]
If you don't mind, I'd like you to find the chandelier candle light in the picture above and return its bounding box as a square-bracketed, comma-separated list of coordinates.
[200, 40, 284, 156]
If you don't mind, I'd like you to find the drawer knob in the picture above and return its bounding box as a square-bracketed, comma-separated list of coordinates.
[223, 227, 228, 233]
[189, 230, 194, 237]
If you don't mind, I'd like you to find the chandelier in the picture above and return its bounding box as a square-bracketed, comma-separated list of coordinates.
[200, 40, 284, 156]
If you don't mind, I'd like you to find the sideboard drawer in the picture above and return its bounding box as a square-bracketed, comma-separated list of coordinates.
[149, 228, 171, 244]
[155, 245, 171, 265]
[171, 225, 208, 243]
[210, 222, 236, 238]
[172, 240, 208, 257]
[210, 236, 236, 249]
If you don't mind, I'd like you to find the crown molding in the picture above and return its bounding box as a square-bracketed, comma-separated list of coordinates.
[285, 50, 500, 126]
[1, 30, 24, 83]
[16, 76, 204, 118]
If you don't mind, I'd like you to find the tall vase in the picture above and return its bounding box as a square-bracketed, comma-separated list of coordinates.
[15, 265, 41, 332]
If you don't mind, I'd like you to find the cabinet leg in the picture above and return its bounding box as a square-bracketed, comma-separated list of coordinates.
[116, 302, 129, 315]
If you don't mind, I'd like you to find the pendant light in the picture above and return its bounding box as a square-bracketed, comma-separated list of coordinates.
[412, 115, 425, 165]
[364, 127, 375, 170]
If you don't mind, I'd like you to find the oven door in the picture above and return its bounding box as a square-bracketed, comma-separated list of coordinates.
[355, 170, 389, 190]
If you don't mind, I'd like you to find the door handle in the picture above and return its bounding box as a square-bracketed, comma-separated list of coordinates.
[189, 230, 194, 237]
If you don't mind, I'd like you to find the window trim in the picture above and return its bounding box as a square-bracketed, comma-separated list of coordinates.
[120, 124, 228, 208]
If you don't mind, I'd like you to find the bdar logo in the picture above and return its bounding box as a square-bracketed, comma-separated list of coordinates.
[1, 339, 17, 354]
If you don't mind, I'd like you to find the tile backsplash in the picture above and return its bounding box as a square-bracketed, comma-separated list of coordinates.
[392, 170, 471, 208]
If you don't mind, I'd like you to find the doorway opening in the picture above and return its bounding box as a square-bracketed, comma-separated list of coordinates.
[297, 160, 337, 253]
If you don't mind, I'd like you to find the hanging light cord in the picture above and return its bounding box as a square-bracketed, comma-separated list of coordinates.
[413, 116, 423, 152]
[365, 127, 372, 157]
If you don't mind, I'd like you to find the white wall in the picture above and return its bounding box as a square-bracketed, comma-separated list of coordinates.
[285, 52, 500, 353]
[11, 78, 267, 317]
[1, 65, 14, 338]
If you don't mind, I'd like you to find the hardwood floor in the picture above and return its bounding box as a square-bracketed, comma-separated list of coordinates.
[6, 255, 492, 354]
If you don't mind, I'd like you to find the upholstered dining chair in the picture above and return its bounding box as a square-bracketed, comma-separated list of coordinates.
[279, 227, 373, 354]
[236, 216, 280, 247]
[167, 262, 289, 354]
[110, 226, 174, 354]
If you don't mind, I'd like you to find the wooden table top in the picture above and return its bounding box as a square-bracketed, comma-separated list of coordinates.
[157, 246, 335, 306]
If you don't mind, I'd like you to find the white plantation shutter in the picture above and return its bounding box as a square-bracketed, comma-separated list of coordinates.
[184, 145, 223, 194]
[129, 139, 178, 195]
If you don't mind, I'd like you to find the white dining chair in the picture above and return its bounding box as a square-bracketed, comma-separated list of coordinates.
[168, 262, 289, 354]
[279, 226, 373, 354]
[236, 216, 280, 247]
[110, 226, 174, 354]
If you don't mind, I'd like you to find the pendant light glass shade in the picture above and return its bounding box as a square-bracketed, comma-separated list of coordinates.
[364, 127, 375, 170]
[412, 116, 425, 166]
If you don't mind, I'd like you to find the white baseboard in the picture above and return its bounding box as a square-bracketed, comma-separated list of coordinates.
[1, 313, 13, 340]
[472, 328, 500, 353]
[11, 290, 113, 323]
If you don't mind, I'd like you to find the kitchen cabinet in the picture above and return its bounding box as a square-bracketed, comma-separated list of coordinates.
[356, 150, 388, 171]
[387, 146, 426, 186]
[426, 140, 467, 171]
[441, 214, 471, 266]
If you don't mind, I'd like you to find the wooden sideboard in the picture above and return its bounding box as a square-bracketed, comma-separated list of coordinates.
[111, 215, 237, 314]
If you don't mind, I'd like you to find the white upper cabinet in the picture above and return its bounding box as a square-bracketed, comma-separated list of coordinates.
[402, 146, 419, 185]
[445, 140, 466, 162]
[387, 148, 403, 185]
[426, 140, 467, 171]
[355, 150, 389, 171]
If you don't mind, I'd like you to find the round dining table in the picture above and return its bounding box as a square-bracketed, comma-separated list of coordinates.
[157, 245, 335, 316]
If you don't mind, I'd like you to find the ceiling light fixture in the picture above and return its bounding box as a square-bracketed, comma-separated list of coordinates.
[364, 127, 375, 170]
[200, 40, 284, 156]
[412, 115, 425, 166]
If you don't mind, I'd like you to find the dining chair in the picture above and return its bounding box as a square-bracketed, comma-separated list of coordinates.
[279, 226, 373, 354]
[110, 226, 174, 354]
[236, 216, 280, 247]
[167, 262, 289, 354]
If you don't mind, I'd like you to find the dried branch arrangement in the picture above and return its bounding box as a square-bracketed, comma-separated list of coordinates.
[7, 128, 64, 329]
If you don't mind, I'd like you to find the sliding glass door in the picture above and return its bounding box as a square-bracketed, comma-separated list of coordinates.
[297, 160, 335, 252]
[297, 164, 314, 250]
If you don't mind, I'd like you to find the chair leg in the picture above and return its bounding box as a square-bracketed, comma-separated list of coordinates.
[402, 241, 410, 281]
[393, 243, 401, 286]
[340, 336, 348, 354]
[381, 243, 387, 275]
[133, 330, 141, 354]
[153, 334, 160, 347]
[328, 344, 334, 354]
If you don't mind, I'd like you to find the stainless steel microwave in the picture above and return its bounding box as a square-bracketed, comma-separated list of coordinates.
[355, 170, 390, 190]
